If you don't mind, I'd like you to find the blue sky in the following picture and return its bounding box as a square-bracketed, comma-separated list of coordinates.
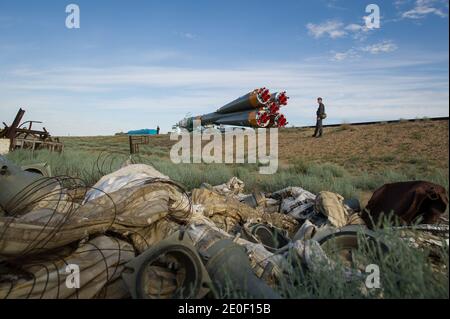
[0, 0, 448, 135]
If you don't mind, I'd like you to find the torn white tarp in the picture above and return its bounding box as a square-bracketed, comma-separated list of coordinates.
[273, 187, 316, 220]
[83, 164, 169, 203]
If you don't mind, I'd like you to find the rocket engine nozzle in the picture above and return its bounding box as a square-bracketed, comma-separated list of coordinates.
[275, 114, 287, 127]
[256, 110, 271, 128]
[267, 102, 280, 114]
[270, 91, 289, 106]
[277, 91, 289, 106]
[256, 87, 271, 104]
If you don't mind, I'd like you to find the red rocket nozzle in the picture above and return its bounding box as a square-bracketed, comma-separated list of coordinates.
[261, 113, 270, 123]
[257, 87, 266, 94]
[276, 114, 287, 127]
[268, 102, 280, 114]
[257, 110, 271, 127]
[260, 88, 271, 103]
[278, 91, 289, 106]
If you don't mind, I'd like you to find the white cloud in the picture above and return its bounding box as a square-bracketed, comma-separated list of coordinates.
[402, 0, 448, 19]
[345, 24, 364, 32]
[394, 0, 410, 8]
[326, 0, 348, 10]
[332, 40, 398, 61]
[306, 20, 347, 39]
[331, 49, 360, 61]
[176, 32, 197, 39]
[345, 22, 371, 40]
[307, 20, 372, 40]
[361, 41, 398, 54]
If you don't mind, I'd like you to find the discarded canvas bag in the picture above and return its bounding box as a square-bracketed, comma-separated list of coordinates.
[83, 164, 169, 203]
[0, 180, 191, 257]
[314, 191, 365, 227]
[315, 191, 349, 228]
[0, 235, 134, 299]
[362, 181, 449, 228]
[192, 188, 298, 236]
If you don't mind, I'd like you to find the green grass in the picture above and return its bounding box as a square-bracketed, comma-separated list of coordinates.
[273, 224, 449, 299]
[5, 149, 127, 186]
[210, 220, 448, 299]
[5, 149, 449, 201]
[184, 223, 448, 299]
[335, 122, 354, 132]
[415, 116, 431, 122]
[3, 149, 449, 299]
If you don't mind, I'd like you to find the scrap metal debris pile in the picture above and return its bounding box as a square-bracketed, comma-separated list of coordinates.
[0, 108, 63, 154]
[177, 88, 289, 131]
[0, 156, 448, 299]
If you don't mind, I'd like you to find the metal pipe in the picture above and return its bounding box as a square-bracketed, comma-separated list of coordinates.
[270, 91, 289, 106]
[198, 109, 271, 128]
[215, 88, 271, 115]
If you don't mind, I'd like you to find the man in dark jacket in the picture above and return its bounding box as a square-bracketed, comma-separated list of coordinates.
[313, 97, 326, 138]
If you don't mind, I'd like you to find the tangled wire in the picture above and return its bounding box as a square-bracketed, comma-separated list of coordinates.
[0, 152, 193, 299]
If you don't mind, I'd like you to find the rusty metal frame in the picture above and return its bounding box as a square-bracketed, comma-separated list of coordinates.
[129, 135, 150, 154]
[0, 108, 64, 153]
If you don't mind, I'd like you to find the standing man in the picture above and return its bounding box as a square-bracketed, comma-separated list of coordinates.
[313, 97, 326, 138]
[156, 126, 160, 135]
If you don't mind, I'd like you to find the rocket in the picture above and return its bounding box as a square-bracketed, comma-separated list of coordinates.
[177, 88, 289, 131]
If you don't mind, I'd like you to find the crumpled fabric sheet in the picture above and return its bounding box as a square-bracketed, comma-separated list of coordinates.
[212, 177, 246, 198]
[192, 188, 298, 237]
[0, 181, 191, 257]
[273, 187, 316, 220]
[293, 219, 319, 241]
[315, 191, 350, 228]
[0, 139, 9, 156]
[83, 164, 169, 203]
[290, 239, 334, 272]
[0, 235, 135, 299]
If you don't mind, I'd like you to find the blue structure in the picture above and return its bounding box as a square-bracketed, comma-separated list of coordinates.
[127, 129, 157, 135]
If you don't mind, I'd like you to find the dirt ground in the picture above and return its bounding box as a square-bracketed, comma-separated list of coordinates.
[279, 120, 449, 173]
[63, 119, 449, 175]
